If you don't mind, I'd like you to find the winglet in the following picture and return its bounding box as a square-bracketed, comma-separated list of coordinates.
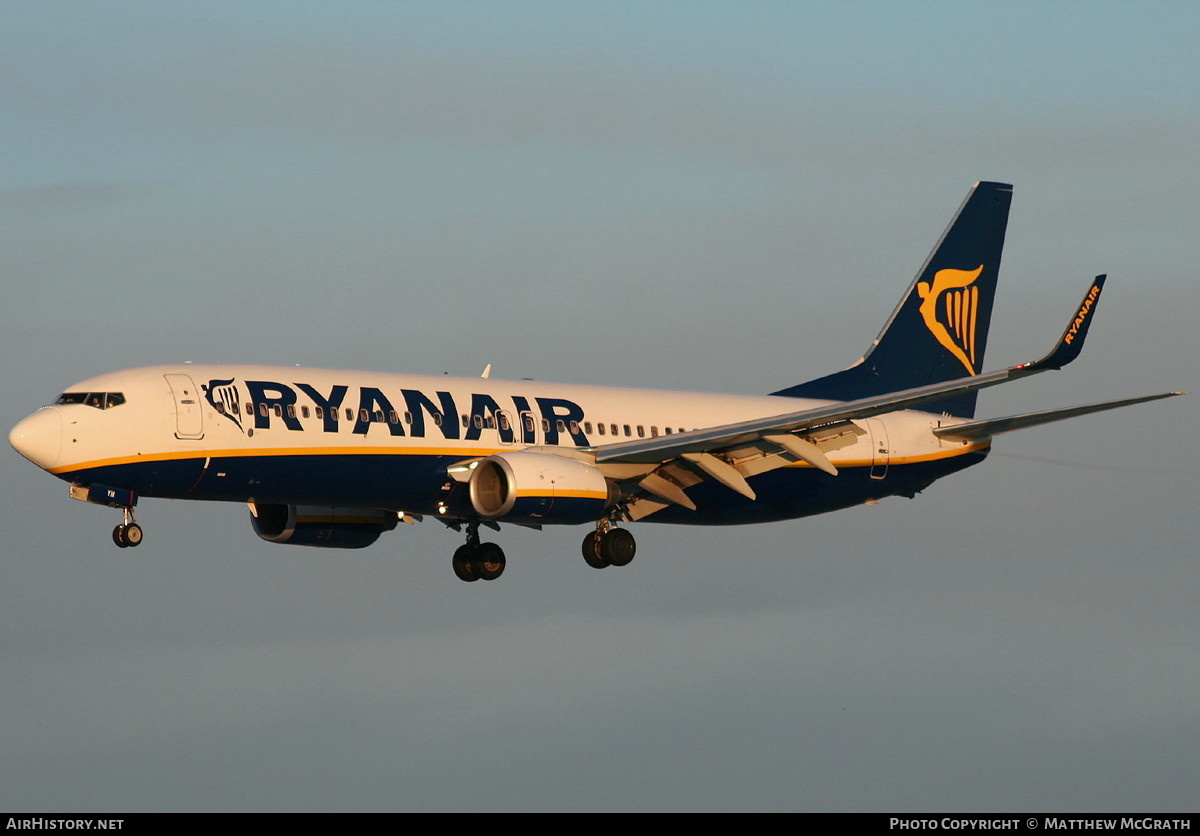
[1017, 275, 1106, 372]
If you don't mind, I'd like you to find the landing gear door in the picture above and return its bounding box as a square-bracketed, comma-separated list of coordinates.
[164, 373, 204, 439]
[866, 418, 890, 480]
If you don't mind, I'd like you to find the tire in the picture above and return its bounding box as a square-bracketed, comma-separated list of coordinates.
[123, 523, 143, 547]
[601, 528, 636, 567]
[452, 545, 480, 582]
[113, 525, 129, 548]
[475, 542, 506, 581]
[581, 531, 609, 568]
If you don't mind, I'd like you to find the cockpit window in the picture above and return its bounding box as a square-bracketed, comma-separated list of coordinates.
[55, 392, 126, 410]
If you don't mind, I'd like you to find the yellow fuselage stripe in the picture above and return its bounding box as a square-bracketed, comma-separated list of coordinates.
[50, 440, 991, 477]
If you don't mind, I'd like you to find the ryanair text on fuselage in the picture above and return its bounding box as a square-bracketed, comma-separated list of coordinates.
[205, 377, 592, 446]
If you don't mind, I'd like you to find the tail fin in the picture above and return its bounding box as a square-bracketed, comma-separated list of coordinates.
[772, 181, 1013, 417]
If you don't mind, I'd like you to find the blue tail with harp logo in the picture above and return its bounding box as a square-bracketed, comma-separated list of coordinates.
[771, 181, 1013, 418]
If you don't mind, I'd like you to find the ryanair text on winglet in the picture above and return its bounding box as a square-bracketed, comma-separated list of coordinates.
[1064, 284, 1102, 345]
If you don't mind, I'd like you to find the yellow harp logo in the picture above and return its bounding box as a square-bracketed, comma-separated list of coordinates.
[917, 265, 984, 375]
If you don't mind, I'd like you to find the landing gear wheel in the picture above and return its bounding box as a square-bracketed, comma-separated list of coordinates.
[112, 523, 143, 548]
[601, 527, 635, 566]
[582, 531, 609, 569]
[475, 542, 506, 581]
[452, 545, 480, 582]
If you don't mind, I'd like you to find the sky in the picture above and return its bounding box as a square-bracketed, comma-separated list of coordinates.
[2, 0, 1198, 813]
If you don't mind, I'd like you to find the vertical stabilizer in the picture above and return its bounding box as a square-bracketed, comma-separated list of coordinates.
[772, 181, 1013, 417]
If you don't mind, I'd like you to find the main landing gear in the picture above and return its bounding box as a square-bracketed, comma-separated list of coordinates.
[446, 519, 636, 581]
[582, 520, 636, 569]
[112, 506, 143, 549]
[452, 522, 506, 582]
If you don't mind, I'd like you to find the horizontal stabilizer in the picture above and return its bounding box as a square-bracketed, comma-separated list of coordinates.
[934, 392, 1185, 440]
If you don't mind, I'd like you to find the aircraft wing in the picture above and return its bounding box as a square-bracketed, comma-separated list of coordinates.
[597, 276, 1108, 466]
[589, 276, 1134, 511]
[932, 392, 1184, 440]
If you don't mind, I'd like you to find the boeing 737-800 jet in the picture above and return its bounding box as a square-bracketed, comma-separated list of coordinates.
[9, 182, 1182, 581]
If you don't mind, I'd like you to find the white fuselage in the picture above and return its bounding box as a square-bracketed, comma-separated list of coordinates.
[12, 363, 987, 527]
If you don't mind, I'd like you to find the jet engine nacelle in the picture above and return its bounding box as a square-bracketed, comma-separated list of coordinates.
[249, 502, 398, 549]
[467, 451, 617, 524]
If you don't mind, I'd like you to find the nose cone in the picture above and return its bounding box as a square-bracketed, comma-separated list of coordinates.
[9, 407, 63, 469]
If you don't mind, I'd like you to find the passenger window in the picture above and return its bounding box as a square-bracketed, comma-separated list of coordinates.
[584, 421, 592, 434]
[346, 408, 354, 421]
[432, 413, 442, 427]
[637, 425, 645, 438]
[389, 411, 398, 424]
[259, 404, 268, 417]
[359, 409, 369, 422]
[598, 423, 606, 436]
[623, 424, 631, 437]
[301, 406, 310, 419]
[286, 405, 296, 418]
[473, 415, 483, 429]
[569, 421, 579, 434]
[651, 426, 658, 437]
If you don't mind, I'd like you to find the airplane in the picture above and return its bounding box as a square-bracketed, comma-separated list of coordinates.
[8, 181, 1183, 582]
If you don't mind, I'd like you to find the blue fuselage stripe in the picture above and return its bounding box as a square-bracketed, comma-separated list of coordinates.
[56, 449, 988, 526]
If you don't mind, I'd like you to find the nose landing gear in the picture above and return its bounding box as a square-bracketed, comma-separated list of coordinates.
[112, 507, 143, 548]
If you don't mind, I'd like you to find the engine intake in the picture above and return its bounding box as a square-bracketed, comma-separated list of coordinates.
[467, 452, 616, 524]
[249, 503, 397, 549]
